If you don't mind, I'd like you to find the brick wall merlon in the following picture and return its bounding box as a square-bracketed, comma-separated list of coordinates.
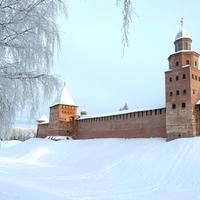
[78, 108, 166, 123]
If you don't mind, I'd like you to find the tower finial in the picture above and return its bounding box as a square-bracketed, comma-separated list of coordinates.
[181, 17, 184, 28]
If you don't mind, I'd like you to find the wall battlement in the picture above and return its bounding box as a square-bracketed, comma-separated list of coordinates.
[76, 108, 166, 139]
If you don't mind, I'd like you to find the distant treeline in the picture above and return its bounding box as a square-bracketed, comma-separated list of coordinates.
[1, 128, 36, 141]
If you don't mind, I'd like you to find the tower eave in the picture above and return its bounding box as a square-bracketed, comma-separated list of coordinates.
[50, 103, 78, 108]
[174, 37, 192, 44]
[168, 51, 200, 60]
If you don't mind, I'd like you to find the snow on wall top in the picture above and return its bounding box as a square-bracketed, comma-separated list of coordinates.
[52, 86, 76, 107]
[79, 105, 166, 120]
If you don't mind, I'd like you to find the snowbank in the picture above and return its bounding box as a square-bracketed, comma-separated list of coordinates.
[0, 140, 21, 149]
[0, 137, 200, 200]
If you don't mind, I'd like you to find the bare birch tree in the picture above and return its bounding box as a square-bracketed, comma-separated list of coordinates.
[0, 0, 66, 137]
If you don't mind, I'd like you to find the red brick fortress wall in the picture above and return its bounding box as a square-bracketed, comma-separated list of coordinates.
[76, 108, 167, 139]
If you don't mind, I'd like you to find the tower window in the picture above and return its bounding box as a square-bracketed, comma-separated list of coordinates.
[182, 74, 186, 79]
[176, 90, 180, 95]
[198, 77, 200, 82]
[178, 44, 182, 51]
[192, 74, 194, 79]
[183, 89, 186, 95]
[172, 104, 176, 109]
[195, 75, 198, 80]
[182, 103, 186, 109]
[193, 90, 196, 95]
[186, 60, 190, 65]
[170, 92, 173, 96]
[169, 77, 172, 82]
[185, 43, 188, 49]
[176, 61, 179, 66]
[195, 61, 198, 67]
[176, 76, 179, 81]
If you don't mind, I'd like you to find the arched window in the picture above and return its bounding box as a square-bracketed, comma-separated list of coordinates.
[176, 61, 179, 66]
[186, 60, 190, 65]
[170, 92, 173, 96]
[176, 76, 179, 81]
[176, 90, 180, 95]
[183, 74, 186, 79]
[172, 104, 176, 109]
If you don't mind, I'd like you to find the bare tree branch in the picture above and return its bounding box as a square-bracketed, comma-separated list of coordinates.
[117, 0, 135, 53]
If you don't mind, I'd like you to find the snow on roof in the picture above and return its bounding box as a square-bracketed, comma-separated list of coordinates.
[175, 26, 191, 41]
[52, 86, 76, 107]
[169, 50, 200, 56]
[37, 115, 49, 124]
[173, 50, 192, 54]
[79, 105, 166, 120]
[37, 115, 49, 122]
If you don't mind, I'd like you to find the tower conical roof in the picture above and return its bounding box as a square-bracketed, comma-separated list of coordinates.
[175, 19, 191, 41]
[52, 86, 76, 106]
[175, 27, 191, 41]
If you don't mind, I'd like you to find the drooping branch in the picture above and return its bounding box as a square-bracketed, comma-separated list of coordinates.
[117, 0, 135, 53]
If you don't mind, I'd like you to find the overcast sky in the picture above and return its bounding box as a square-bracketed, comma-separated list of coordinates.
[42, 0, 200, 117]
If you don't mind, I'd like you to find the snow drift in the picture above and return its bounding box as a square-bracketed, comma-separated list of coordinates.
[0, 137, 200, 200]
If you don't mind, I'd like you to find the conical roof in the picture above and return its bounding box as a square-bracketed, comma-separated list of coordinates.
[175, 27, 191, 41]
[175, 19, 191, 41]
[52, 86, 76, 107]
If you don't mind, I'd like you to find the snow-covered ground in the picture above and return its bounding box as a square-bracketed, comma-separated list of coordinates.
[0, 140, 21, 149]
[0, 137, 200, 200]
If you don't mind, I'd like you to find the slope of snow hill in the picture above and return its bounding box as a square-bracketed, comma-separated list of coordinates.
[0, 137, 200, 200]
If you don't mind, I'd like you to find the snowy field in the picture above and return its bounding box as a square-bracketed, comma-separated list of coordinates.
[0, 138, 200, 200]
[0, 140, 21, 149]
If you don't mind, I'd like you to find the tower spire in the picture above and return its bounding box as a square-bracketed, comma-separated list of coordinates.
[181, 17, 184, 28]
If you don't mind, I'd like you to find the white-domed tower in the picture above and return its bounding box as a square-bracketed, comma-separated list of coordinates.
[166, 19, 200, 140]
[80, 108, 88, 117]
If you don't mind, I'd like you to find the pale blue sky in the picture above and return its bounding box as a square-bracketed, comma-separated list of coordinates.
[50, 0, 200, 116]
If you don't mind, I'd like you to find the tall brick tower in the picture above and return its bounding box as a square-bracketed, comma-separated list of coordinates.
[166, 19, 200, 141]
[48, 85, 78, 136]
